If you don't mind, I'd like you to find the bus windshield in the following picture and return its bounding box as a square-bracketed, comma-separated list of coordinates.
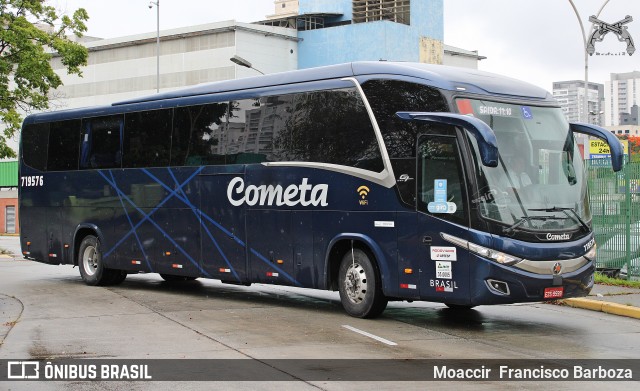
[456, 99, 590, 234]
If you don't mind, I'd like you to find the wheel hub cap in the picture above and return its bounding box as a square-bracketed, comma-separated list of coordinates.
[344, 263, 368, 304]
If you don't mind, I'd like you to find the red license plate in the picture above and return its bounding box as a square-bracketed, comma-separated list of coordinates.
[544, 286, 564, 299]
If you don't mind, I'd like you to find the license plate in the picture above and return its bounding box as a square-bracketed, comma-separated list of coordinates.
[544, 286, 564, 299]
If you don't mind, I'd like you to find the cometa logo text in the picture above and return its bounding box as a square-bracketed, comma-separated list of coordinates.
[227, 177, 329, 207]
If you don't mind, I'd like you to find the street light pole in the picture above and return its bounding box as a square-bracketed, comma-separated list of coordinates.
[230, 55, 265, 75]
[568, 0, 610, 124]
[149, 1, 160, 92]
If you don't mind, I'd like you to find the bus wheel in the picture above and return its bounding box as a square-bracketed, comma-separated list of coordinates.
[106, 271, 127, 286]
[78, 235, 124, 286]
[160, 274, 197, 282]
[338, 248, 387, 318]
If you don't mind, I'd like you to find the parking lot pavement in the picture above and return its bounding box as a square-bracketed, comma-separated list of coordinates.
[2, 234, 639, 320]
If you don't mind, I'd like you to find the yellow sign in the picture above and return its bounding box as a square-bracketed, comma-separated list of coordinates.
[589, 139, 628, 155]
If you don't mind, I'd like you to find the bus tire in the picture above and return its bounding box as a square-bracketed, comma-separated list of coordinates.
[78, 235, 123, 286]
[338, 248, 387, 318]
[105, 271, 127, 286]
[160, 274, 197, 282]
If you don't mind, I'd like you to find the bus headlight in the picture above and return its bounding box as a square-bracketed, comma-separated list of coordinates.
[442, 233, 522, 266]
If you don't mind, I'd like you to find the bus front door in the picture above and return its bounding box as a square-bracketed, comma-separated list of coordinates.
[415, 134, 471, 306]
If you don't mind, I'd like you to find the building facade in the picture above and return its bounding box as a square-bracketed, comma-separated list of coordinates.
[296, 0, 443, 68]
[605, 71, 640, 126]
[51, 21, 299, 109]
[552, 80, 604, 125]
[606, 125, 640, 137]
[49, 0, 483, 113]
[262, 0, 483, 69]
[0, 161, 18, 234]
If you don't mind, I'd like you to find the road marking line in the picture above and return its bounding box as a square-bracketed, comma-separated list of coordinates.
[342, 325, 397, 346]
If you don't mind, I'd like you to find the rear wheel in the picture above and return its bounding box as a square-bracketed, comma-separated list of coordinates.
[78, 235, 126, 286]
[338, 248, 387, 318]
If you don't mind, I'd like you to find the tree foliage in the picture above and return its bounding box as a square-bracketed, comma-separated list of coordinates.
[0, 0, 88, 158]
[619, 135, 640, 162]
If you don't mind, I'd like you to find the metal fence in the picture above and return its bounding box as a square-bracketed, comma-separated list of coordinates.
[587, 158, 640, 279]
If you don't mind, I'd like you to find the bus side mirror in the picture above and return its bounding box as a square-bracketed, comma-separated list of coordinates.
[396, 112, 499, 167]
[569, 122, 624, 172]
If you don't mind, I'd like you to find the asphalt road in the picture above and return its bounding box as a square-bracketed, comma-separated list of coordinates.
[1, 247, 639, 390]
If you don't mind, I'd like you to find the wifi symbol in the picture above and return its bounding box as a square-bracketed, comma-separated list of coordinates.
[357, 186, 370, 199]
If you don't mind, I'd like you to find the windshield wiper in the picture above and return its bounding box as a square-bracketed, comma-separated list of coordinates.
[503, 215, 562, 234]
[528, 207, 590, 232]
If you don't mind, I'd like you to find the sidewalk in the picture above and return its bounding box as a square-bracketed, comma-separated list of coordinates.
[563, 284, 640, 320]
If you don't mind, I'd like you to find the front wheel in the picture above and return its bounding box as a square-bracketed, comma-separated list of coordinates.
[78, 235, 126, 286]
[338, 248, 387, 318]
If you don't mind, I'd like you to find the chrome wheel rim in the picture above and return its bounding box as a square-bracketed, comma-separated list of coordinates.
[82, 245, 98, 276]
[344, 262, 368, 304]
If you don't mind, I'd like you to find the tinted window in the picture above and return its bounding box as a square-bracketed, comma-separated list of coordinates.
[21, 123, 49, 171]
[362, 79, 449, 158]
[47, 120, 81, 171]
[231, 88, 384, 171]
[123, 109, 172, 168]
[418, 135, 467, 224]
[80, 115, 123, 169]
[226, 99, 264, 164]
[362, 79, 449, 206]
[172, 103, 228, 166]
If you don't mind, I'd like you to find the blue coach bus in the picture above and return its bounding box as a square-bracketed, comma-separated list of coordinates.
[19, 62, 624, 318]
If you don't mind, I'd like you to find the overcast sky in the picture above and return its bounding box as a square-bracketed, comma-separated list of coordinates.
[54, 0, 640, 91]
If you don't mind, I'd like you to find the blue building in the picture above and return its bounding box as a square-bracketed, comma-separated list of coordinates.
[261, 0, 481, 69]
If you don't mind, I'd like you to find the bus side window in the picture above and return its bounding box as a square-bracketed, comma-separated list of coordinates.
[80, 115, 123, 170]
[123, 109, 172, 168]
[21, 123, 49, 171]
[230, 88, 384, 171]
[172, 103, 229, 166]
[227, 98, 266, 164]
[47, 120, 81, 171]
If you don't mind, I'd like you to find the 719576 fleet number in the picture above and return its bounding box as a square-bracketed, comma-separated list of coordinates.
[21, 175, 44, 187]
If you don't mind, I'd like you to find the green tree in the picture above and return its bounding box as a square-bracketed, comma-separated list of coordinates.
[0, 0, 88, 158]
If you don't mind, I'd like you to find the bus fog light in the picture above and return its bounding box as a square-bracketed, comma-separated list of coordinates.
[486, 279, 510, 295]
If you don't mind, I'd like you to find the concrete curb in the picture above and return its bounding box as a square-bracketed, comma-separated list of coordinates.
[563, 298, 640, 320]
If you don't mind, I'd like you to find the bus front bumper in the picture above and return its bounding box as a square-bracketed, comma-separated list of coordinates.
[469, 254, 595, 306]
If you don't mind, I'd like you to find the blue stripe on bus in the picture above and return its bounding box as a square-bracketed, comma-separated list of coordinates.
[97, 167, 302, 287]
[109, 170, 155, 273]
[166, 168, 241, 282]
[98, 169, 211, 277]
[100, 167, 204, 258]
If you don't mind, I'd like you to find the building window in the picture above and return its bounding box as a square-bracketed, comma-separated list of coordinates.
[5, 206, 16, 234]
[353, 0, 410, 25]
